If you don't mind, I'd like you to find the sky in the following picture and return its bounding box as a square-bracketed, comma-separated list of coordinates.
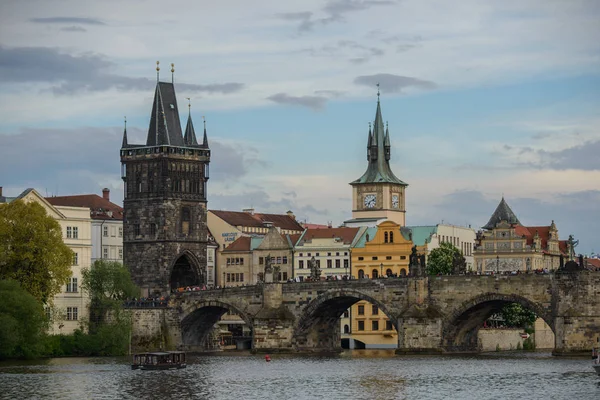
[0, 0, 599, 254]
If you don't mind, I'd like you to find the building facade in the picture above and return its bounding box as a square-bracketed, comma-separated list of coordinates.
[474, 197, 567, 273]
[2, 188, 92, 335]
[120, 72, 210, 296]
[346, 93, 408, 227]
[407, 224, 477, 271]
[46, 188, 124, 264]
[293, 227, 363, 280]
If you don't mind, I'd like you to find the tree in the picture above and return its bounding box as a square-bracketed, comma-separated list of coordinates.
[499, 303, 537, 329]
[81, 260, 139, 332]
[0, 280, 48, 359]
[0, 200, 73, 304]
[426, 242, 466, 275]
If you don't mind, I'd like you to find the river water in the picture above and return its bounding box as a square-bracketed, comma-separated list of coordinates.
[0, 351, 597, 400]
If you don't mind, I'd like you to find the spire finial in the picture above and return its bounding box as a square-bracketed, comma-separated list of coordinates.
[186, 97, 191, 115]
[368, 121, 371, 130]
[203, 115, 206, 129]
[171, 63, 175, 84]
[376, 82, 380, 101]
[124, 116, 127, 130]
[156, 61, 160, 82]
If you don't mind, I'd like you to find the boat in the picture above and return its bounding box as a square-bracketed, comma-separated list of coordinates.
[593, 346, 600, 376]
[131, 351, 187, 370]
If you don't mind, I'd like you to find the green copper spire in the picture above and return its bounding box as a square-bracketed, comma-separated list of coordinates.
[351, 89, 407, 186]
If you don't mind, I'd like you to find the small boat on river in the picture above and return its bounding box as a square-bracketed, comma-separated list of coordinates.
[131, 351, 186, 370]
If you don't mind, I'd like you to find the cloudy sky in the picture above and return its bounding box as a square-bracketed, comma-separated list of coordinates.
[0, 0, 599, 254]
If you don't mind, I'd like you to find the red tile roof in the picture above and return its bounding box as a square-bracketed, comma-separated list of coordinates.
[301, 223, 330, 229]
[222, 236, 252, 252]
[299, 227, 360, 245]
[513, 225, 565, 254]
[209, 210, 304, 232]
[46, 194, 123, 220]
[586, 258, 600, 269]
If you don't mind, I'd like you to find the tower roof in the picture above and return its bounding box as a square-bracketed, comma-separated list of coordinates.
[482, 197, 521, 230]
[351, 97, 407, 186]
[145, 82, 185, 146]
[184, 114, 198, 145]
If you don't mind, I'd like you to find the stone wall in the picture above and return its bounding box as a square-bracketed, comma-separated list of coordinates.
[129, 308, 181, 352]
[478, 328, 524, 352]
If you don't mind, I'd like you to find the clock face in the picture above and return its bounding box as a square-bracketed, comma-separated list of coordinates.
[364, 194, 377, 208]
[392, 194, 399, 209]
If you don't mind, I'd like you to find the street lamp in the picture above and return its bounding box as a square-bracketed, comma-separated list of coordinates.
[496, 255, 499, 274]
[222, 271, 226, 288]
[380, 263, 383, 279]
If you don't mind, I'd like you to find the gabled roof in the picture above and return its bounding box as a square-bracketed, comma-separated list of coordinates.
[145, 82, 184, 147]
[351, 98, 407, 186]
[222, 236, 252, 252]
[45, 194, 123, 220]
[483, 197, 521, 230]
[406, 225, 438, 246]
[353, 227, 378, 248]
[209, 210, 304, 232]
[297, 227, 360, 245]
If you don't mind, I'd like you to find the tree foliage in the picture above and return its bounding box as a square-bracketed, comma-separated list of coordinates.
[500, 303, 537, 329]
[0, 200, 73, 304]
[0, 280, 48, 359]
[426, 242, 466, 275]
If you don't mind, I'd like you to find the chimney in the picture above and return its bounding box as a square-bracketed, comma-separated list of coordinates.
[102, 188, 110, 201]
[286, 210, 296, 220]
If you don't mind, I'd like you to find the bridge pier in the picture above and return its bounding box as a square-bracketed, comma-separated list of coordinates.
[395, 310, 444, 355]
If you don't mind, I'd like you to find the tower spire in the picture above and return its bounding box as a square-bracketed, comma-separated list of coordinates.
[156, 61, 160, 82]
[202, 116, 209, 148]
[171, 63, 175, 84]
[183, 98, 198, 145]
[122, 116, 128, 147]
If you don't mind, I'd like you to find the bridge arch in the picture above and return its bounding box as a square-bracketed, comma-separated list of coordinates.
[293, 289, 399, 351]
[180, 299, 253, 350]
[442, 292, 554, 352]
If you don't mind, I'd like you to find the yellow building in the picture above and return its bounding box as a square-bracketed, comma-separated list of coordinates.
[349, 220, 413, 348]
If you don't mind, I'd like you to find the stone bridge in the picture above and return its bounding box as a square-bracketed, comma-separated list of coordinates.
[129, 271, 600, 355]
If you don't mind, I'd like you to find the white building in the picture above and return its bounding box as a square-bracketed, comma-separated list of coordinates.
[46, 188, 124, 264]
[407, 224, 477, 270]
[2, 188, 92, 334]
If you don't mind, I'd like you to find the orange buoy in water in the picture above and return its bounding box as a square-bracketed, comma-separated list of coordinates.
[265, 355, 271, 362]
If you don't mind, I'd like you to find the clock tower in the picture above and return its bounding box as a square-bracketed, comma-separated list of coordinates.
[348, 91, 408, 226]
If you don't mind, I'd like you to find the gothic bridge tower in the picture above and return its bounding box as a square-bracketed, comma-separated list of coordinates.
[121, 63, 210, 295]
[349, 89, 408, 226]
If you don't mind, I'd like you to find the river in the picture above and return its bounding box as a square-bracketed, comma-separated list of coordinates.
[0, 351, 597, 399]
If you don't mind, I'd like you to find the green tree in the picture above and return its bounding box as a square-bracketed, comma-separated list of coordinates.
[426, 242, 465, 275]
[0, 200, 73, 304]
[81, 260, 139, 332]
[499, 303, 537, 329]
[0, 280, 48, 359]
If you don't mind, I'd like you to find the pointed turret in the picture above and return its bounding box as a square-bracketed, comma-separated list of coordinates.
[482, 197, 521, 230]
[122, 117, 128, 148]
[145, 82, 184, 147]
[351, 90, 406, 186]
[202, 118, 209, 148]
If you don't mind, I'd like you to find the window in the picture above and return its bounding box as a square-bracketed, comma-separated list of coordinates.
[307, 253, 311, 257]
[327, 252, 332, 256]
[384, 232, 388, 243]
[118, 248, 123, 259]
[66, 277, 78, 293]
[72, 227, 78, 239]
[372, 321, 379, 331]
[386, 256, 392, 260]
[181, 207, 191, 235]
[150, 223, 156, 236]
[103, 226, 108, 237]
[343, 310, 349, 318]
[118, 227, 123, 237]
[283, 256, 288, 264]
[316, 253, 320, 256]
[386, 320, 393, 331]
[327, 259, 332, 268]
[240, 273, 244, 282]
[72, 253, 78, 265]
[66, 226, 72, 238]
[358, 257, 364, 261]
[299, 253, 303, 257]
[299, 260, 304, 269]
[386, 268, 393, 277]
[344, 259, 349, 269]
[372, 256, 378, 260]
[400, 256, 406, 260]
[372, 305, 379, 315]
[336, 252, 340, 256]
[390, 232, 394, 243]
[344, 325, 350, 334]
[276, 256, 282, 264]
[259, 257, 264, 265]
[134, 224, 140, 237]
[358, 305, 365, 315]
[103, 247, 108, 259]
[358, 270, 365, 279]
[335, 259, 341, 268]
[66, 307, 78, 321]
[357, 321, 365, 331]
[226, 273, 231, 282]
[240, 258, 244, 265]
[372, 269, 378, 279]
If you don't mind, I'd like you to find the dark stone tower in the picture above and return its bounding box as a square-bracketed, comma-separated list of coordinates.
[120, 66, 210, 296]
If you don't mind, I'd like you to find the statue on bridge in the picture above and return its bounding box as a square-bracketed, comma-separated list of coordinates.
[264, 254, 273, 274]
[309, 256, 321, 281]
[409, 245, 426, 277]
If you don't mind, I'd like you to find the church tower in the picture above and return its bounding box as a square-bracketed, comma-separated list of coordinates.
[349, 89, 408, 226]
[120, 63, 210, 296]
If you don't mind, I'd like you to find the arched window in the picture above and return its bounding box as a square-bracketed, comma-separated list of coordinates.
[400, 269, 407, 277]
[386, 268, 393, 277]
[358, 269, 365, 279]
[181, 207, 191, 235]
[384, 232, 388, 243]
[389, 231, 394, 243]
[372, 269, 378, 279]
[343, 325, 350, 334]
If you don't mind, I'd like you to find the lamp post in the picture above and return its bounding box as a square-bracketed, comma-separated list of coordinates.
[222, 271, 226, 287]
[380, 263, 383, 279]
[496, 255, 499, 274]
